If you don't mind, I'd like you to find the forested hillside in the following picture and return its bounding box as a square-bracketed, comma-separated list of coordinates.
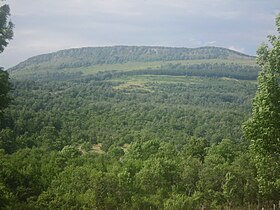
[10, 46, 254, 72]
[0, 43, 279, 209]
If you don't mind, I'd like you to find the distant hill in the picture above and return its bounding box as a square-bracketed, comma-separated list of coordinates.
[9, 46, 254, 72]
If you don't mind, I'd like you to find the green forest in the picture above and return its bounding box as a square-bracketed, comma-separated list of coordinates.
[1, 3, 280, 210]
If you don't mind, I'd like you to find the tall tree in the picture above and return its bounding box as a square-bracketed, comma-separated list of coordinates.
[0, 2, 13, 53]
[243, 14, 280, 202]
[0, 1, 13, 112]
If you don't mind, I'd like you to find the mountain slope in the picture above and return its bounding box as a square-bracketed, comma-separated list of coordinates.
[9, 46, 254, 72]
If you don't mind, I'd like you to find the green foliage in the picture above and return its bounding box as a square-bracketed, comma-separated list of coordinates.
[10, 46, 254, 73]
[0, 2, 13, 127]
[182, 136, 209, 161]
[0, 3, 13, 53]
[0, 69, 11, 113]
[243, 14, 280, 202]
[164, 192, 200, 210]
[123, 62, 259, 80]
[0, 36, 268, 208]
[0, 128, 16, 153]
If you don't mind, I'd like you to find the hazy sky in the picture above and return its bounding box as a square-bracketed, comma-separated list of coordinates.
[1, 0, 280, 68]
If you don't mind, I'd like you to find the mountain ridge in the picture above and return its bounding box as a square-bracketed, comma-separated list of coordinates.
[9, 46, 255, 72]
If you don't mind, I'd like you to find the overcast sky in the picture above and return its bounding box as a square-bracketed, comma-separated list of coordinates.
[1, 0, 280, 69]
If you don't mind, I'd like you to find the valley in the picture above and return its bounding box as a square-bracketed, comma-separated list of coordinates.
[0, 46, 270, 209]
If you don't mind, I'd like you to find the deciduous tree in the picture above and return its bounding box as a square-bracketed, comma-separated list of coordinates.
[0, 1, 13, 113]
[0, 2, 13, 53]
[243, 14, 280, 202]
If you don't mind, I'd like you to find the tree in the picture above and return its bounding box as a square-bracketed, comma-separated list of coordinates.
[243, 14, 280, 202]
[0, 2, 14, 53]
[0, 128, 16, 153]
[0, 1, 13, 113]
[0, 70, 11, 113]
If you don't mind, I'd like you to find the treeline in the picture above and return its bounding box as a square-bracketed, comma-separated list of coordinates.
[76, 62, 259, 81]
[124, 63, 259, 80]
[11, 71, 84, 81]
[15, 62, 259, 82]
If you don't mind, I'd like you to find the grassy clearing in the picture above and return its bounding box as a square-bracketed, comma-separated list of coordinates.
[111, 74, 205, 93]
[113, 78, 153, 93]
[110, 74, 258, 95]
[78, 143, 105, 154]
[112, 74, 203, 85]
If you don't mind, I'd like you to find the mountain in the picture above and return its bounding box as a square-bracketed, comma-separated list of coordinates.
[3, 45, 261, 209]
[9, 46, 254, 72]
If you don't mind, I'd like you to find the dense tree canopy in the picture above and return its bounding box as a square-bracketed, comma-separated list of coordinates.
[0, 70, 11, 113]
[2, 11, 280, 209]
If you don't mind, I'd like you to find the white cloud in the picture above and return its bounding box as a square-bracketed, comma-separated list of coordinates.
[229, 46, 245, 53]
[204, 41, 217, 45]
[189, 39, 217, 47]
